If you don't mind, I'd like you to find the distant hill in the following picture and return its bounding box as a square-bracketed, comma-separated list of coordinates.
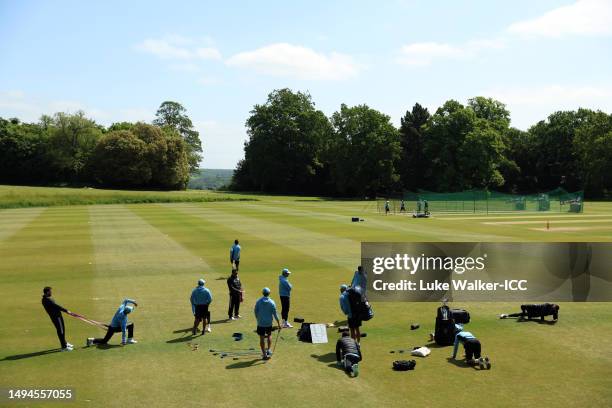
[188, 169, 234, 190]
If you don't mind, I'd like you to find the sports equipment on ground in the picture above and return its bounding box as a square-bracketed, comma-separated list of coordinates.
[450, 308, 470, 324]
[434, 305, 456, 346]
[392, 360, 416, 371]
[297, 323, 312, 342]
[293, 317, 305, 323]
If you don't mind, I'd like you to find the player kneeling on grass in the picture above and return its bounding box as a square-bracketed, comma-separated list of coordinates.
[336, 332, 362, 377]
[500, 303, 559, 322]
[87, 299, 138, 347]
[254, 287, 281, 360]
[191, 279, 213, 335]
[452, 324, 490, 370]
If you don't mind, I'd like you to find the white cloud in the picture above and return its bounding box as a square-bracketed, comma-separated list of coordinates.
[196, 76, 218, 86]
[397, 39, 504, 67]
[136, 36, 222, 61]
[168, 63, 201, 73]
[481, 84, 612, 128]
[226, 43, 360, 80]
[508, 0, 612, 37]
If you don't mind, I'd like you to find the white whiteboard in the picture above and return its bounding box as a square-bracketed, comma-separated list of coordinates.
[310, 323, 328, 344]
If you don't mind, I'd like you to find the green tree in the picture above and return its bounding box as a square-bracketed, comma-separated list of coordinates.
[232, 89, 332, 192]
[528, 109, 595, 191]
[153, 101, 202, 175]
[328, 104, 401, 196]
[91, 130, 152, 187]
[458, 121, 506, 188]
[0, 117, 50, 183]
[573, 111, 612, 196]
[399, 103, 430, 191]
[45, 112, 102, 182]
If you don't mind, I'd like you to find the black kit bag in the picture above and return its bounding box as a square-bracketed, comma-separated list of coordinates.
[450, 308, 470, 324]
[297, 323, 312, 343]
[393, 360, 416, 371]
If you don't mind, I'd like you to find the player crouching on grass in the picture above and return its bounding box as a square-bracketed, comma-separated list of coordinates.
[191, 279, 213, 335]
[87, 299, 138, 347]
[451, 324, 491, 370]
[336, 332, 362, 377]
[499, 303, 559, 322]
[254, 287, 281, 360]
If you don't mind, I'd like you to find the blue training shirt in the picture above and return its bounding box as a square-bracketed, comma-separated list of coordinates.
[110, 299, 137, 343]
[190, 286, 212, 314]
[279, 275, 292, 297]
[254, 296, 279, 327]
[339, 291, 352, 318]
[230, 244, 241, 262]
[452, 331, 476, 358]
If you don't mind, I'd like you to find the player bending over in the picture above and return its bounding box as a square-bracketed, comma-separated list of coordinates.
[500, 303, 559, 321]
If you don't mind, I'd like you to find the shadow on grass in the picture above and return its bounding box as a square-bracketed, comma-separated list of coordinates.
[513, 318, 558, 325]
[167, 334, 198, 344]
[1, 348, 61, 361]
[95, 344, 122, 350]
[225, 358, 266, 369]
[446, 357, 479, 370]
[311, 353, 352, 377]
[210, 319, 231, 324]
[173, 327, 193, 334]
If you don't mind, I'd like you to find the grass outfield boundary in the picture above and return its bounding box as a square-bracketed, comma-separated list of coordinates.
[0, 185, 256, 209]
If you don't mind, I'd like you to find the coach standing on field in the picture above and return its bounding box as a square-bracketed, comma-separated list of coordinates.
[227, 268, 242, 320]
[279, 268, 293, 328]
[41, 286, 73, 351]
[230, 239, 241, 271]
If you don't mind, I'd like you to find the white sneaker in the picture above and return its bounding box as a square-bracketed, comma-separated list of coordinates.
[86, 338, 94, 347]
[62, 346, 73, 352]
[206, 325, 212, 333]
[230, 317, 237, 321]
[127, 338, 138, 344]
[286, 322, 293, 328]
[499, 314, 507, 319]
[66, 342, 74, 348]
[235, 315, 241, 319]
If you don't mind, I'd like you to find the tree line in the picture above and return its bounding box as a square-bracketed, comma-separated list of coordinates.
[231, 89, 612, 197]
[0, 102, 202, 190]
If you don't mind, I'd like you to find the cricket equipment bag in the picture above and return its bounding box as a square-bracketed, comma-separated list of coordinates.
[450, 308, 470, 324]
[348, 286, 374, 321]
[393, 360, 416, 371]
[434, 316, 456, 346]
[297, 323, 312, 343]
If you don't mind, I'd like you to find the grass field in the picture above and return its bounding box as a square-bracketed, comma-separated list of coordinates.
[0, 185, 254, 209]
[1, 188, 611, 407]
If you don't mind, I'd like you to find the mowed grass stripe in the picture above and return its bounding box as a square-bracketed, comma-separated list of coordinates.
[168, 203, 360, 270]
[0, 207, 45, 242]
[235, 201, 517, 241]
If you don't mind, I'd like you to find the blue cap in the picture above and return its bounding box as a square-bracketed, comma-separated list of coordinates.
[282, 268, 291, 275]
[340, 284, 348, 291]
[262, 287, 271, 296]
[198, 279, 205, 286]
[124, 306, 133, 314]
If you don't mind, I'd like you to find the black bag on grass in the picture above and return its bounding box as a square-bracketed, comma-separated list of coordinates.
[434, 317, 456, 346]
[450, 308, 470, 324]
[297, 323, 312, 343]
[393, 360, 416, 371]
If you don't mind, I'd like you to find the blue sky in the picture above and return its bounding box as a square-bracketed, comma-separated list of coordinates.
[1, 0, 611, 168]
